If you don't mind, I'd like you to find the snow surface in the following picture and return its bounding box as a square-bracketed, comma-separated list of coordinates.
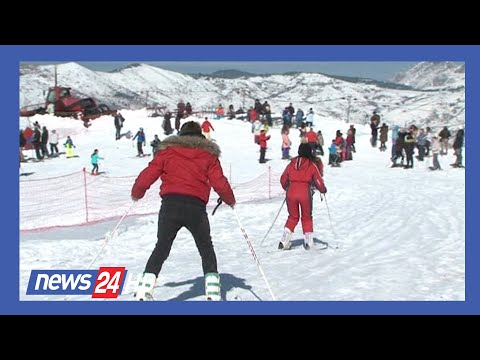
[19, 110, 465, 301]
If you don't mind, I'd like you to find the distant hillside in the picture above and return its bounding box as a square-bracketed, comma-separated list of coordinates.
[391, 62, 465, 90]
[190, 69, 256, 79]
[20, 62, 465, 129]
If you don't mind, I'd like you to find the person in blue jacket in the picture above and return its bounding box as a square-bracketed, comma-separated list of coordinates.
[133, 128, 146, 156]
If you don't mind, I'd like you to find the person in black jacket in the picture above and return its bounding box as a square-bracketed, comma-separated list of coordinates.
[452, 125, 465, 168]
[438, 126, 451, 155]
[31, 125, 42, 160]
[150, 135, 161, 156]
[163, 111, 173, 135]
[41, 126, 49, 158]
[20, 130, 27, 162]
[114, 112, 125, 140]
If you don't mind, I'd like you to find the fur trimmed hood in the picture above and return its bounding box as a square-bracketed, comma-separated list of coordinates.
[158, 135, 221, 157]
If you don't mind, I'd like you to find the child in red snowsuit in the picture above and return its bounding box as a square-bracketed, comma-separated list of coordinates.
[279, 143, 327, 250]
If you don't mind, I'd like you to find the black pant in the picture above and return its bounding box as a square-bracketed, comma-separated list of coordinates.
[175, 115, 182, 132]
[137, 142, 144, 155]
[144, 194, 217, 276]
[115, 127, 121, 140]
[50, 143, 58, 154]
[34, 143, 43, 160]
[41, 143, 49, 157]
[259, 148, 267, 163]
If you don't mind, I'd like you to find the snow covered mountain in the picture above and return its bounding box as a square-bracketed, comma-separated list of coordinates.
[20, 62, 465, 129]
[390, 62, 465, 90]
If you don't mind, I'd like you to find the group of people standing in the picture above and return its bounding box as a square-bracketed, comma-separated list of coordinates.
[389, 124, 464, 170]
[20, 121, 74, 162]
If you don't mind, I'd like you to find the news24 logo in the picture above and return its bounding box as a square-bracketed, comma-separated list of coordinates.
[26, 267, 141, 299]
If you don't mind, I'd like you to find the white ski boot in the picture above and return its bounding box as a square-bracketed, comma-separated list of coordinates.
[303, 232, 314, 250]
[205, 272, 221, 301]
[278, 228, 292, 250]
[136, 272, 157, 301]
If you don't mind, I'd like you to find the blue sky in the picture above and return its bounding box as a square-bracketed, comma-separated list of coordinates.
[31, 62, 419, 82]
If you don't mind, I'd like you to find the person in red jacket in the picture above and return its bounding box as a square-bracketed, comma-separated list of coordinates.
[279, 143, 327, 250]
[131, 121, 236, 301]
[201, 117, 215, 140]
[259, 129, 271, 163]
[305, 127, 319, 154]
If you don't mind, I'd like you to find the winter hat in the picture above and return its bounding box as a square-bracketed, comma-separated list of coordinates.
[180, 121, 202, 136]
[298, 143, 313, 159]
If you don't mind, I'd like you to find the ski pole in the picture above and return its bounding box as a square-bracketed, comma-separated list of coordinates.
[87, 199, 136, 270]
[260, 196, 286, 246]
[63, 200, 136, 301]
[321, 194, 341, 249]
[232, 209, 276, 301]
[212, 198, 223, 216]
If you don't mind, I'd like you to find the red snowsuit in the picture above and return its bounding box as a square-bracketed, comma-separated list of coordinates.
[280, 157, 326, 233]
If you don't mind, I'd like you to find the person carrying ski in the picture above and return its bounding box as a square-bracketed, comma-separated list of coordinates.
[114, 112, 125, 140]
[279, 143, 327, 250]
[131, 121, 236, 301]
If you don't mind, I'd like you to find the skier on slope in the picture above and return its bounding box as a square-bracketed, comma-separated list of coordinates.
[132, 128, 146, 156]
[90, 149, 104, 175]
[131, 121, 236, 301]
[279, 143, 327, 251]
[201, 117, 215, 140]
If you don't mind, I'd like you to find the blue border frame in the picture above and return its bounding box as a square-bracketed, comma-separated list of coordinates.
[6, 45, 474, 314]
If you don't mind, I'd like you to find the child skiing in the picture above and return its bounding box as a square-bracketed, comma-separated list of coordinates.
[90, 149, 104, 175]
[279, 143, 327, 250]
[63, 136, 76, 158]
[201, 117, 215, 140]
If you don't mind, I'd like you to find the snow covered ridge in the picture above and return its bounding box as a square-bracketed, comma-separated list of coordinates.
[390, 62, 465, 90]
[20, 62, 465, 129]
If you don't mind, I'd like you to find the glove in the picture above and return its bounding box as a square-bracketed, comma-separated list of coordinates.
[320, 187, 327, 194]
[229, 201, 236, 209]
[131, 196, 139, 202]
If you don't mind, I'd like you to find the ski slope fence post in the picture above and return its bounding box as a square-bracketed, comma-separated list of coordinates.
[232, 209, 276, 301]
[83, 167, 89, 223]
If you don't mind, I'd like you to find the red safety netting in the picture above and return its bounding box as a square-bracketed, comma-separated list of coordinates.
[20, 167, 285, 232]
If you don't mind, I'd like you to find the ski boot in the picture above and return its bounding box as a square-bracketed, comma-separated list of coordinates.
[278, 228, 292, 250]
[303, 232, 314, 250]
[205, 272, 221, 301]
[136, 273, 157, 301]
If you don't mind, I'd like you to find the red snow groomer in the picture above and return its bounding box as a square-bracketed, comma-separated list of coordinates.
[20, 85, 116, 121]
